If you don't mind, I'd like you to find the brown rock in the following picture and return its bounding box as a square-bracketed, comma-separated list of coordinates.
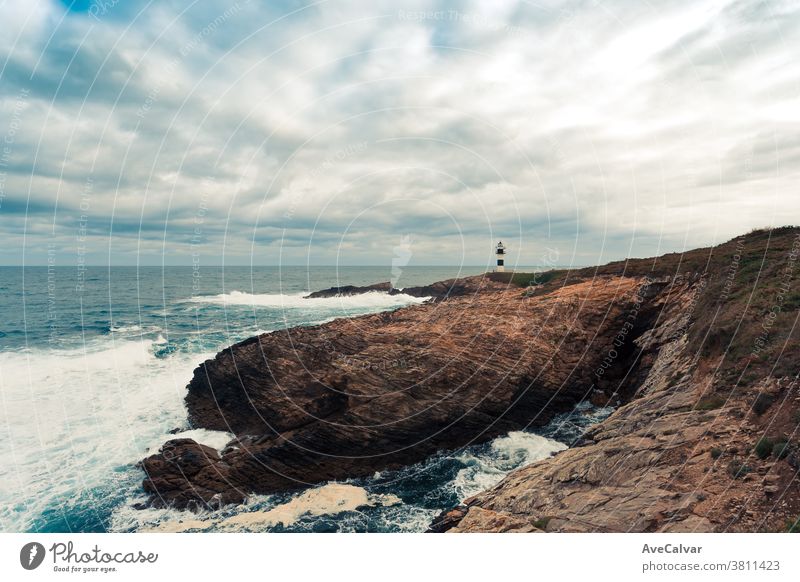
[140, 439, 245, 510]
[141, 274, 662, 509]
[140, 228, 800, 527]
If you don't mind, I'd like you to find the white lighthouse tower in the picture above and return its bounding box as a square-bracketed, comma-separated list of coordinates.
[495, 241, 506, 272]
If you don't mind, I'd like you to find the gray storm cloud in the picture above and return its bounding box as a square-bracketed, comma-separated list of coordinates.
[0, 0, 798, 266]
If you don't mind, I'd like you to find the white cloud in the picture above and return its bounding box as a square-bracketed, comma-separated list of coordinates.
[0, 0, 798, 266]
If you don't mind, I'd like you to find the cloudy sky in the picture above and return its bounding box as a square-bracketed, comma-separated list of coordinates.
[0, 0, 798, 267]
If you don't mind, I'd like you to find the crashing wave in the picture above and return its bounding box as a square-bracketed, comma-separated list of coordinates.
[189, 290, 430, 309]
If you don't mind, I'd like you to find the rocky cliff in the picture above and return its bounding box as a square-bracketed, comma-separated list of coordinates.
[434, 227, 800, 532]
[140, 228, 800, 532]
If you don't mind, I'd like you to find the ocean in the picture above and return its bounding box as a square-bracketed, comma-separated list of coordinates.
[0, 266, 610, 533]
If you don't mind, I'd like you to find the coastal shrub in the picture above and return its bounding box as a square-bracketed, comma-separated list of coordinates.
[727, 460, 752, 479]
[710, 447, 722, 459]
[783, 291, 800, 310]
[772, 441, 790, 460]
[754, 438, 774, 459]
[694, 395, 725, 411]
[491, 270, 562, 288]
[532, 516, 553, 530]
[743, 372, 760, 385]
[752, 393, 774, 415]
[526, 271, 560, 286]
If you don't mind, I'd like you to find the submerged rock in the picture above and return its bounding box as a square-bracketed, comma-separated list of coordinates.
[140, 439, 246, 510]
[304, 277, 484, 301]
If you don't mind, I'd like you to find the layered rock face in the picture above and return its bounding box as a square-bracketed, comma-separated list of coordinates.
[438, 228, 800, 532]
[440, 339, 800, 532]
[141, 274, 659, 510]
[140, 228, 800, 531]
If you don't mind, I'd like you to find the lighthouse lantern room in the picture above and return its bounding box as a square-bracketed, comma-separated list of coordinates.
[495, 241, 506, 272]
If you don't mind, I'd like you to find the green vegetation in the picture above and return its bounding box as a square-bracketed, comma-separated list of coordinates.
[727, 460, 752, 479]
[493, 228, 800, 418]
[772, 441, 790, 460]
[489, 270, 563, 287]
[752, 394, 775, 415]
[754, 438, 774, 459]
[784, 291, 800, 310]
[787, 516, 800, 533]
[682, 227, 800, 387]
[493, 229, 800, 391]
[532, 516, 553, 530]
[710, 447, 722, 459]
[694, 395, 725, 411]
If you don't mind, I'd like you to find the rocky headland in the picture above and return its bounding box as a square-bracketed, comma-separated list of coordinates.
[139, 227, 800, 532]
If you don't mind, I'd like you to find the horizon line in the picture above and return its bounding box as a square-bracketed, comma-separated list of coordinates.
[0, 264, 588, 269]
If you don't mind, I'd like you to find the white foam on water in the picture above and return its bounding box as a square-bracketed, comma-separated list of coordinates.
[115, 429, 570, 533]
[452, 431, 567, 501]
[215, 483, 400, 531]
[342, 504, 439, 534]
[118, 483, 401, 533]
[142, 428, 234, 457]
[125, 431, 570, 533]
[190, 290, 429, 310]
[109, 325, 142, 333]
[0, 340, 221, 532]
[110, 500, 215, 534]
[109, 324, 164, 337]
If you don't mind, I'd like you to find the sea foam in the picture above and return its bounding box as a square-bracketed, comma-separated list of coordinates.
[118, 430, 569, 533]
[0, 339, 225, 532]
[134, 483, 401, 532]
[189, 290, 429, 310]
[452, 432, 567, 500]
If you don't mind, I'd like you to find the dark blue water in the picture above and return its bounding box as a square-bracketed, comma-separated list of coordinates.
[0, 266, 607, 533]
[0, 266, 489, 352]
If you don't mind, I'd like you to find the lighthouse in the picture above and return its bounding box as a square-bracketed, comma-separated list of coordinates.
[495, 241, 506, 272]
